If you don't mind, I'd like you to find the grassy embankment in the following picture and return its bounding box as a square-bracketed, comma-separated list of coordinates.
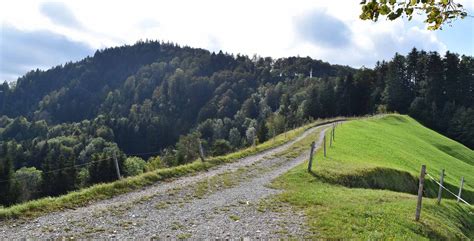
[0, 117, 345, 220]
[271, 114, 474, 239]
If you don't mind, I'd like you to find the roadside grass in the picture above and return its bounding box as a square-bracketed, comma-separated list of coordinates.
[0, 117, 345, 220]
[270, 114, 474, 239]
[272, 165, 473, 239]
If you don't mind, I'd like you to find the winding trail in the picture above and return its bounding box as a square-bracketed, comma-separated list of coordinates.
[0, 123, 331, 239]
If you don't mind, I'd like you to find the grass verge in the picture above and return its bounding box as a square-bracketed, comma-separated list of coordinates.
[272, 166, 473, 239]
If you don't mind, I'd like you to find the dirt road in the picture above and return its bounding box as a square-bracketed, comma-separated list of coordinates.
[0, 123, 330, 239]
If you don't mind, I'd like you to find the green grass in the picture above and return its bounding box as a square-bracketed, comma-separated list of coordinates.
[315, 115, 473, 201]
[229, 214, 240, 222]
[271, 114, 474, 239]
[0, 117, 345, 220]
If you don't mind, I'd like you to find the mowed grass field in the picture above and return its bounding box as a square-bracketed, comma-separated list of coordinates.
[271, 115, 474, 239]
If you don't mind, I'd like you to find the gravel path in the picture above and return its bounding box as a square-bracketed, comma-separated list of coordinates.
[0, 123, 331, 239]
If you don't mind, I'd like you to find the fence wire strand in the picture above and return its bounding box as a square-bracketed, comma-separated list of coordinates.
[0, 156, 114, 184]
[0, 149, 159, 184]
[426, 172, 471, 206]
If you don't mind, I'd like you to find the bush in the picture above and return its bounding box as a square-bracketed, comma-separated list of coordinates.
[376, 105, 388, 114]
[145, 156, 165, 172]
[228, 128, 241, 148]
[211, 139, 232, 156]
[123, 157, 146, 176]
[175, 132, 201, 164]
[76, 168, 90, 188]
[11, 167, 43, 203]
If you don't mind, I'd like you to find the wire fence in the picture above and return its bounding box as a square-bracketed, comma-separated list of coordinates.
[0, 149, 163, 184]
[304, 121, 472, 222]
[425, 172, 471, 206]
[415, 165, 471, 221]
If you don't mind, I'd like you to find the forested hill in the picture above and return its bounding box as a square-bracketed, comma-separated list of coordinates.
[0, 40, 472, 206]
[0, 41, 353, 121]
[0, 41, 354, 154]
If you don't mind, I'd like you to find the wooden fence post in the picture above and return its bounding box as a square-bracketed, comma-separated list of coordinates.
[415, 165, 426, 221]
[113, 152, 122, 180]
[437, 169, 444, 204]
[198, 139, 206, 162]
[457, 177, 464, 203]
[332, 124, 335, 142]
[330, 129, 333, 147]
[323, 135, 326, 157]
[308, 141, 315, 172]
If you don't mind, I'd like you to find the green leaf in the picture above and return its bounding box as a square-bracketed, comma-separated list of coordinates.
[388, 12, 398, 20]
[396, 8, 403, 15]
[380, 5, 391, 15]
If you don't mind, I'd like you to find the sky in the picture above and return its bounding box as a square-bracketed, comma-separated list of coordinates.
[0, 0, 473, 82]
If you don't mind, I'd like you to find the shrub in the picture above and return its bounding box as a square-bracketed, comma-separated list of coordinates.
[145, 156, 165, 172]
[11, 167, 43, 203]
[211, 139, 232, 156]
[123, 157, 146, 176]
[76, 168, 90, 188]
[376, 104, 388, 114]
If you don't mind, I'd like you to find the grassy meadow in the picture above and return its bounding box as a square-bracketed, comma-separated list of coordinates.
[271, 114, 473, 239]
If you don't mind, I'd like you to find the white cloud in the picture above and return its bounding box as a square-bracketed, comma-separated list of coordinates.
[0, 0, 466, 81]
[0, 25, 94, 81]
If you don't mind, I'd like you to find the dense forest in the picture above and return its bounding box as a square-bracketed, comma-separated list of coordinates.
[0, 41, 472, 206]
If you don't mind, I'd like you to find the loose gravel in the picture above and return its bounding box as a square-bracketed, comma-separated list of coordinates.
[0, 124, 330, 239]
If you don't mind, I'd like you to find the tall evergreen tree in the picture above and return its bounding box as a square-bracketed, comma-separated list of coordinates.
[443, 51, 461, 104]
[382, 54, 413, 113]
[0, 143, 14, 205]
[422, 52, 444, 107]
[458, 56, 473, 107]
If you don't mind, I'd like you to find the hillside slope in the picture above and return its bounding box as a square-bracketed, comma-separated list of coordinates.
[318, 114, 473, 197]
[272, 114, 474, 239]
